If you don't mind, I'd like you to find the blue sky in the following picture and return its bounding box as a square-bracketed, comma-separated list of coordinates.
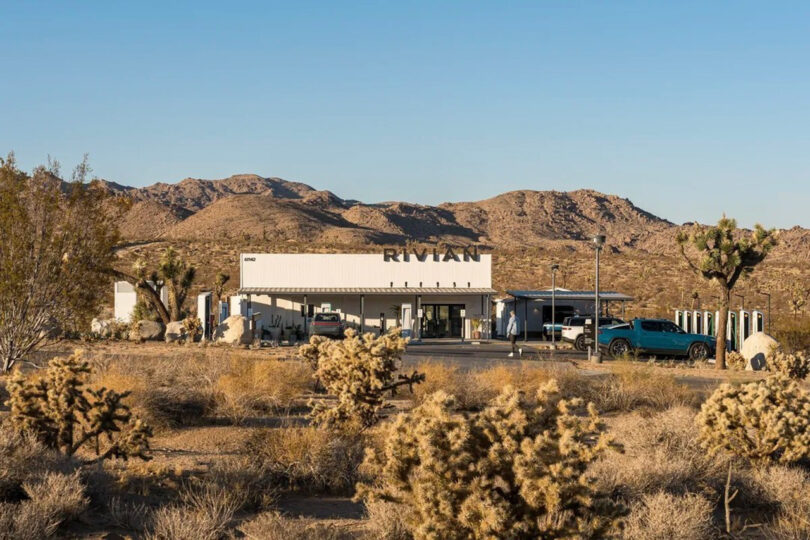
[1, 1, 808, 228]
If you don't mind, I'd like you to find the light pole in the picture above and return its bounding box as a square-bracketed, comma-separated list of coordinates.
[759, 290, 771, 332]
[734, 293, 745, 311]
[550, 263, 559, 350]
[592, 234, 606, 363]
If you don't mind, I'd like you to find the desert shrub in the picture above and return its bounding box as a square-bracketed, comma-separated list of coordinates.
[206, 456, 278, 511]
[726, 351, 747, 371]
[592, 406, 726, 501]
[299, 329, 422, 429]
[148, 483, 242, 540]
[623, 491, 714, 540]
[409, 363, 468, 405]
[752, 466, 810, 539]
[93, 355, 219, 430]
[364, 500, 412, 540]
[696, 376, 810, 464]
[588, 367, 699, 413]
[215, 358, 312, 423]
[0, 470, 88, 539]
[767, 348, 810, 380]
[5, 351, 152, 461]
[244, 426, 365, 494]
[357, 383, 624, 539]
[106, 496, 151, 533]
[240, 511, 354, 540]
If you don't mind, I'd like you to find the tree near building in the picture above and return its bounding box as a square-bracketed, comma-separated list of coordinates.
[123, 247, 196, 324]
[677, 216, 776, 369]
[213, 272, 230, 305]
[0, 154, 121, 373]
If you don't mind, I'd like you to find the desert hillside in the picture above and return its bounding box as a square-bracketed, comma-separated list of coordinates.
[98, 173, 810, 323]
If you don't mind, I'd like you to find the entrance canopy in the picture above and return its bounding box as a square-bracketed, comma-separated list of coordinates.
[238, 287, 497, 295]
[506, 289, 634, 302]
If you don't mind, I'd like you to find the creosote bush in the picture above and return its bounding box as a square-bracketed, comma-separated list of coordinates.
[358, 383, 624, 539]
[215, 357, 312, 423]
[5, 351, 152, 461]
[244, 426, 364, 493]
[623, 491, 714, 540]
[696, 376, 810, 464]
[299, 329, 422, 429]
[767, 348, 810, 380]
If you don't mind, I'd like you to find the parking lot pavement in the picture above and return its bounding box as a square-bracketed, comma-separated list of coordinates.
[402, 340, 587, 370]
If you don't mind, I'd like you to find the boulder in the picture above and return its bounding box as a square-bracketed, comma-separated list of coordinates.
[213, 315, 252, 346]
[91, 318, 112, 338]
[165, 321, 187, 343]
[741, 332, 779, 371]
[136, 320, 165, 341]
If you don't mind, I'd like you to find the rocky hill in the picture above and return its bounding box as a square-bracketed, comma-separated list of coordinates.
[110, 174, 676, 249]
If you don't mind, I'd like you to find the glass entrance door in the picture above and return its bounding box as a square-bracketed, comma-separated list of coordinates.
[421, 304, 464, 338]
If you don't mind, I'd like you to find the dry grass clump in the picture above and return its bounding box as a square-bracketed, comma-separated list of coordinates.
[363, 500, 412, 540]
[751, 466, 810, 539]
[589, 367, 699, 413]
[240, 512, 355, 540]
[0, 468, 88, 539]
[147, 483, 243, 540]
[215, 357, 312, 423]
[623, 491, 714, 540]
[593, 406, 726, 500]
[91, 353, 221, 429]
[244, 426, 365, 494]
[411, 362, 579, 410]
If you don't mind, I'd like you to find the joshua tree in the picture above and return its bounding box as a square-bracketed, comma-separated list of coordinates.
[124, 247, 196, 323]
[0, 154, 122, 372]
[213, 272, 230, 304]
[789, 283, 808, 314]
[677, 216, 776, 369]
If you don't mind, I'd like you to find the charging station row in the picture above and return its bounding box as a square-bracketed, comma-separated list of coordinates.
[674, 310, 765, 351]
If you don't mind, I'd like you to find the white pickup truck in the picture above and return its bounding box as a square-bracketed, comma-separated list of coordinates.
[561, 315, 625, 351]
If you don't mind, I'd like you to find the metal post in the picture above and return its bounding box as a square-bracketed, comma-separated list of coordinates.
[551, 263, 559, 349]
[593, 235, 605, 363]
[524, 297, 528, 343]
[760, 291, 771, 333]
[303, 294, 308, 336]
[360, 295, 365, 334]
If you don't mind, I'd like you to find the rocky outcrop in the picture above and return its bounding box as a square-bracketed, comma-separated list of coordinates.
[165, 321, 187, 343]
[741, 332, 779, 371]
[213, 315, 252, 346]
[135, 320, 164, 341]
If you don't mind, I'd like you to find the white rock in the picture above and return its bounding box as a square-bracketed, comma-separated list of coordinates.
[165, 321, 187, 343]
[136, 320, 165, 341]
[741, 332, 779, 371]
[91, 318, 111, 337]
[213, 315, 252, 346]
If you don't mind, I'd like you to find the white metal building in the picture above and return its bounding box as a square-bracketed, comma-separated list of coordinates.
[114, 281, 168, 322]
[236, 251, 496, 340]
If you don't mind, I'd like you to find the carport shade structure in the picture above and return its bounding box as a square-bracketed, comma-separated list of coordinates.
[506, 290, 635, 341]
[237, 287, 498, 339]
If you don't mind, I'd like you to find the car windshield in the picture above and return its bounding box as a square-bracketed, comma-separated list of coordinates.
[661, 321, 685, 334]
[315, 313, 340, 323]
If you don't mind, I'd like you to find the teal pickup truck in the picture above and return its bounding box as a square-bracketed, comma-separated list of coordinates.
[597, 318, 716, 360]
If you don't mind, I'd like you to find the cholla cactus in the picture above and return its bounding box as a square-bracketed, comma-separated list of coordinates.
[726, 351, 746, 371]
[357, 383, 624, 539]
[767, 348, 810, 380]
[5, 351, 152, 461]
[696, 376, 810, 464]
[183, 317, 203, 342]
[300, 329, 423, 429]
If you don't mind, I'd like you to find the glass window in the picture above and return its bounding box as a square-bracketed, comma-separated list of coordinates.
[315, 313, 340, 322]
[640, 321, 662, 332]
[662, 322, 684, 333]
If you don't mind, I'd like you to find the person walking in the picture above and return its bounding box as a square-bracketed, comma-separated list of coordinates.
[506, 310, 522, 357]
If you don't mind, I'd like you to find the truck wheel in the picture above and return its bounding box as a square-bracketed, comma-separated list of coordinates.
[609, 339, 630, 358]
[688, 342, 709, 361]
[574, 335, 586, 351]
